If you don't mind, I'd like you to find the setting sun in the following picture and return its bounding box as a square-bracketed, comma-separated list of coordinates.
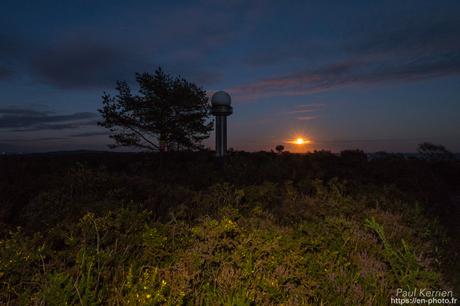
[295, 138, 306, 145]
[286, 137, 312, 145]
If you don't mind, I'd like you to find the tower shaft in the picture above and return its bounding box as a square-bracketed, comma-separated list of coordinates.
[211, 91, 232, 158]
[215, 115, 227, 157]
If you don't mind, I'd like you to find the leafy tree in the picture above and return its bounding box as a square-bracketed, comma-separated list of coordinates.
[98, 67, 213, 152]
[275, 145, 284, 154]
[417, 142, 454, 161]
[340, 149, 368, 163]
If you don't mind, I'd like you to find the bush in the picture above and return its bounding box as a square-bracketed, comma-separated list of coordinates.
[0, 178, 450, 304]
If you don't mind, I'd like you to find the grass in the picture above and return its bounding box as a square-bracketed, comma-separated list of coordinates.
[0, 152, 458, 304]
[0, 182, 451, 304]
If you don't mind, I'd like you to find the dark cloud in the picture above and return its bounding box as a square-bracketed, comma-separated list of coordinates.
[244, 4, 460, 68]
[14, 120, 99, 132]
[29, 37, 221, 89]
[351, 16, 460, 57]
[232, 51, 460, 100]
[296, 115, 317, 121]
[244, 41, 335, 68]
[0, 107, 98, 131]
[0, 108, 51, 116]
[235, 8, 460, 100]
[70, 131, 109, 138]
[31, 39, 144, 89]
[0, 136, 68, 142]
[0, 31, 149, 88]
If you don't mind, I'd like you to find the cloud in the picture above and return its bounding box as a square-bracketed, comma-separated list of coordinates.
[284, 103, 324, 114]
[0, 28, 220, 88]
[296, 116, 317, 121]
[230, 51, 460, 100]
[285, 109, 315, 114]
[315, 138, 428, 144]
[14, 120, 99, 132]
[24, 2, 247, 89]
[350, 17, 460, 58]
[0, 107, 98, 131]
[234, 10, 460, 100]
[28, 36, 222, 89]
[30, 39, 145, 89]
[70, 131, 109, 138]
[0, 108, 51, 116]
[1, 136, 68, 142]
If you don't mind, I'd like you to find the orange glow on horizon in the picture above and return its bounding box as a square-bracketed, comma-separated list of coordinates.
[285, 137, 312, 145]
[283, 132, 314, 152]
[296, 138, 306, 145]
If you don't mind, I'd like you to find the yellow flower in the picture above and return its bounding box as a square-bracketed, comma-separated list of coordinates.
[161, 279, 167, 286]
[146, 294, 152, 299]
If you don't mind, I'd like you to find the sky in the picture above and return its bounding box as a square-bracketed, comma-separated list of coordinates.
[0, 0, 459, 153]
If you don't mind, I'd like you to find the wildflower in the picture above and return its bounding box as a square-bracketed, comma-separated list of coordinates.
[146, 294, 152, 299]
[222, 217, 237, 231]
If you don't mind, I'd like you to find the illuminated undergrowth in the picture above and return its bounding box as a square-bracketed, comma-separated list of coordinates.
[0, 178, 450, 305]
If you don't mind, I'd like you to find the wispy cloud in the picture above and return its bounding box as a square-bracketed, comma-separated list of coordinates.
[230, 51, 460, 100]
[70, 131, 109, 138]
[315, 138, 429, 144]
[287, 103, 323, 121]
[0, 107, 98, 131]
[30, 38, 145, 89]
[232, 12, 460, 101]
[285, 109, 315, 114]
[232, 102, 324, 126]
[284, 103, 324, 115]
[296, 115, 318, 121]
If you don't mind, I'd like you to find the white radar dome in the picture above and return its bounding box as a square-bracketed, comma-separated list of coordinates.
[211, 91, 231, 106]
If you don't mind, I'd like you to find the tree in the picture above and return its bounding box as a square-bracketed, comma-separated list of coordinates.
[340, 149, 368, 164]
[275, 145, 284, 154]
[98, 67, 213, 152]
[417, 142, 454, 161]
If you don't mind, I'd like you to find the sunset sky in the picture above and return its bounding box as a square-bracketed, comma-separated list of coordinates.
[1, 0, 459, 153]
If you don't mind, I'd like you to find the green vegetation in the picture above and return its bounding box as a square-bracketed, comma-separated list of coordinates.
[0, 151, 458, 304]
[98, 67, 212, 152]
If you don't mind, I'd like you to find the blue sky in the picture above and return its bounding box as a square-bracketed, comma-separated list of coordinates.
[1, 0, 459, 152]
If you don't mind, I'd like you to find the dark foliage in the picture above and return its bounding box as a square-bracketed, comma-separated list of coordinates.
[98, 67, 213, 152]
[0, 150, 459, 303]
[275, 145, 284, 154]
[418, 142, 455, 161]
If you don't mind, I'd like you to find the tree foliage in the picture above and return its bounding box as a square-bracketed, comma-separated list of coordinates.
[417, 142, 454, 161]
[275, 145, 284, 154]
[98, 67, 213, 152]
